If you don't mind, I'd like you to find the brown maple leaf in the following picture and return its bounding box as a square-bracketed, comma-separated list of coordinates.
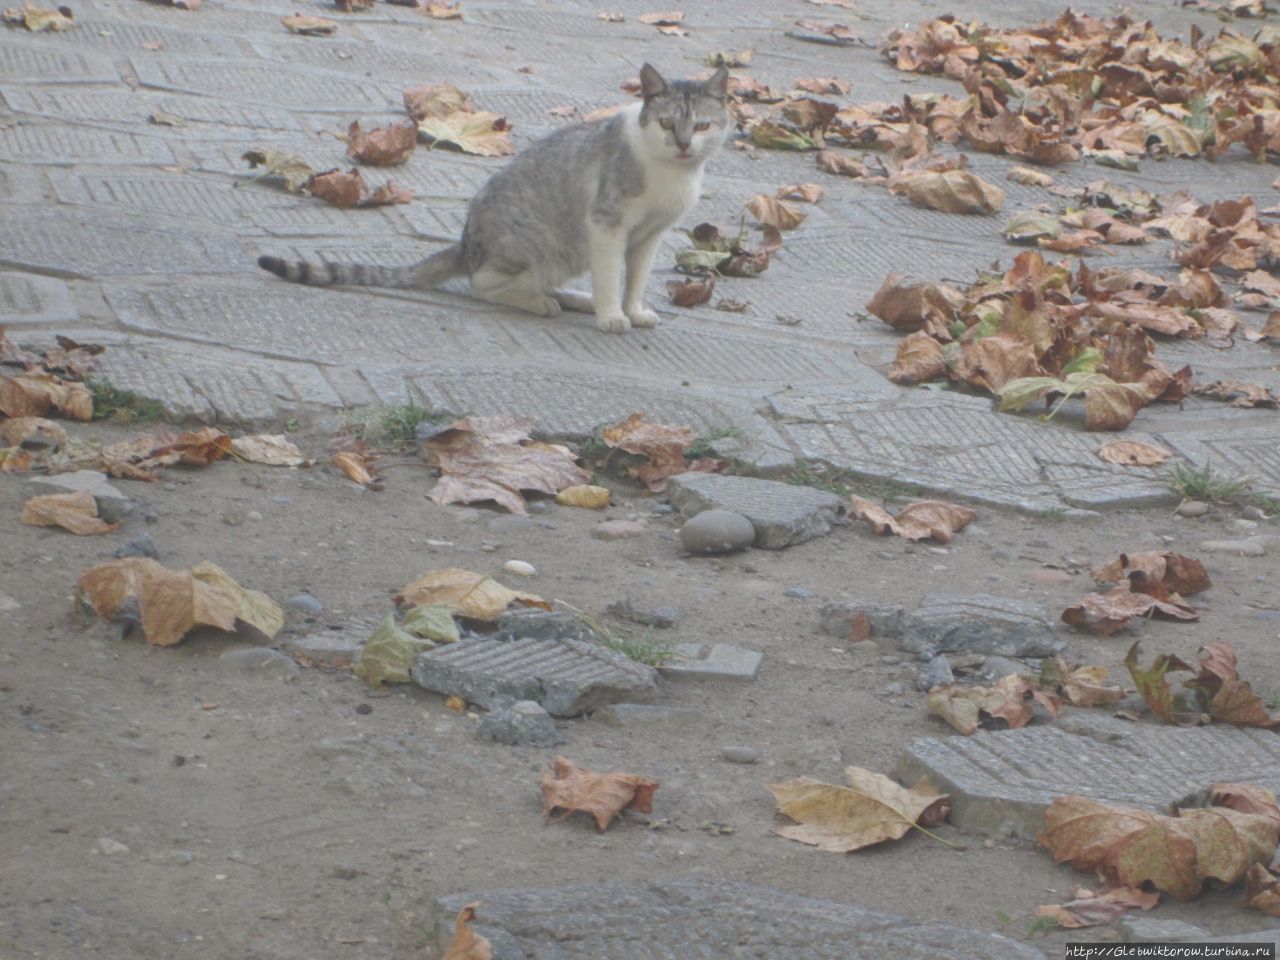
[442, 902, 491, 960]
[345, 120, 417, 166]
[849, 496, 975, 543]
[1063, 587, 1198, 637]
[540, 756, 659, 832]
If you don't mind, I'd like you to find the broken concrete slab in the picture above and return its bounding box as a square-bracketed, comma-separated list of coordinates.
[901, 593, 1064, 659]
[658, 642, 761, 682]
[895, 713, 1280, 840]
[1120, 916, 1280, 946]
[604, 598, 678, 629]
[667, 473, 844, 549]
[410, 635, 657, 717]
[493, 608, 597, 644]
[282, 631, 363, 670]
[475, 700, 565, 748]
[819, 600, 907, 641]
[435, 877, 1047, 960]
[23, 470, 135, 523]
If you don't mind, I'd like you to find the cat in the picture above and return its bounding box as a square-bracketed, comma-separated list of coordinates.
[258, 63, 730, 334]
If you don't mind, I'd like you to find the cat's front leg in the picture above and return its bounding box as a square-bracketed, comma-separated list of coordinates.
[588, 226, 630, 334]
[622, 232, 664, 329]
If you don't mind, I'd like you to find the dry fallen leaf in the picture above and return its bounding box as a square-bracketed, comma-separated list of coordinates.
[1193, 379, 1278, 409]
[889, 169, 1004, 215]
[600, 412, 724, 492]
[1097, 441, 1174, 466]
[230, 434, 311, 467]
[0, 416, 67, 448]
[241, 148, 315, 193]
[1039, 657, 1125, 708]
[442, 902, 491, 960]
[418, 110, 515, 157]
[282, 13, 338, 34]
[555, 484, 611, 509]
[927, 674, 1061, 735]
[1091, 551, 1211, 601]
[1007, 166, 1055, 187]
[423, 416, 588, 515]
[21, 490, 119, 536]
[865, 274, 964, 333]
[637, 10, 683, 25]
[777, 182, 825, 203]
[768, 767, 949, 852]
[1039, 794, 1280, 901]
[346, 120, 417, 166]
[423, 0, 461, 18]
[353, 613, 441, 686]
[745, 194, 807, 230]
[2, 2, 74, 30]
[816, 150, 867, 177]
[667, 274, 715, 307]
[306, 168, 413, 208]
[329, 437, 381, 489]
[1212, 784, 1280, 827]
[1063, 587, 1198, 636]
[540, 756, 659, 832]
[395, 567, 550, 621]
[887, 331, 947, 384]
[1036, 886, 1159, 929]
[849, 496, 975, 543]
[1246, 864, 1280, 917]
[794, 76, 851, 95]
[403, 82, 474, 122]
[77, 558, 283, 647]
[0, 372, 92, 420]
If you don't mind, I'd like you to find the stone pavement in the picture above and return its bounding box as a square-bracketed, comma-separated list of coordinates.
[2, 0, 1278, 515]
[435, 877, 1049, 959]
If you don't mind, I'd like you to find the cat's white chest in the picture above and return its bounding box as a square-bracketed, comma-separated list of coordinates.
[630, 164, 702, 233]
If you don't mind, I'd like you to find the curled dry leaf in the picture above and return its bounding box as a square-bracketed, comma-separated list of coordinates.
[1186, 641, 1280, 729]
[423, 415, 589, 515]
[1246, 864, 1280, 918]
[1212, 784, 1280, 828]
[667, 274, 715, 307]
[1062, 586, 1198, 637]
[597, 11, 624, 22]
[76, 557, 283, 647]
[282, 13, 338, 34]
[1091, 550, 1211, 600]
[705, 49, 754, 68]
[745, 194, 806, 230]
[777, 182, 825, 203]
[887, 330, 946, 384]
[0, 446, 34, 473]
[865, 274, 964, 333]
[329, 442, 381, 489]
[418, 110, 515, 157]
[1039, 657, 1125, 708]
[0, 372, 92, 420]
[1096, 440, 1173, 466]
[927, 674, 1061, 735]
[21, 490, 119, 536]
[423, 0, 462, 18]
[353, 613, 439, 686]
[540, 756, 659, 832]
[1039, 794, 1280, 901]
[1124, 641, 1198, 724]
[637, 10, 683, 25]
[791, 19, 858, 44]
[555, 484, 610, 509]
[600, 412, 723, 492]
[403, 82, 473, 122]
[768, 767, 950, 853]
[442, 902, 492, 960]
[889, 169, 1004, 215]
[241, 148, 314, 193]
[0, 416, 67, 448]
[1036, 886, 1159, 929]
[230, 434, 311, 467]
[346, 120, 417, 166]
[1008, 166, 1055, 187]
[307, 168, 413, 208]
[795, 76, 850, 95]
[395, 567, 550, 621]
[849, 495, 975, 543]
[1193, 379, 1278, 409]
[2, 2, 74, 30]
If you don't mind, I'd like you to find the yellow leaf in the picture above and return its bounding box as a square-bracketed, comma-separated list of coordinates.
[419, 111, 515, 157]
[555, 484, 611, 509]
[889, 169, 1004, 215]
[745, 193, 807, 230]
[21, 490, 119, 536]
[395, 568, 550, 621]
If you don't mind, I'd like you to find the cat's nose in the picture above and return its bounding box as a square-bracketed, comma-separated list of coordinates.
[675, 139, 691, 151]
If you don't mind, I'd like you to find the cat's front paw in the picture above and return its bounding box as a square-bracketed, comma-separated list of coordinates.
[595, 311, 632, 334]
[626, 306, 659, 329]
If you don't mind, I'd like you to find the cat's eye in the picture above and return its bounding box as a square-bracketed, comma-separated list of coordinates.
[659, 119, 675, 130]
[694, 122, 711, 132]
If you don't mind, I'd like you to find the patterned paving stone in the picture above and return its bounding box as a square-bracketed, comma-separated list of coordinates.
[1158, 422, 1280, 496]
[2, 86, 304, 138]
[35, 16, 243, 57]
[131, 58, 400, 111]
[0, 271, 77, 327]
[774, 390, 1178, 512]
[895, 713, 1280, 839]
[667, 472, 845, 548]
[0, 124, 175, 166]
[0, 208, 244, 277]
[49, 168, 377, 236]
[435, 878, 1047, 959]
[0, 40, 119, 84]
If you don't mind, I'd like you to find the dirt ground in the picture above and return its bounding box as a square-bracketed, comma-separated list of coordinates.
[2, 417, 1279, 959]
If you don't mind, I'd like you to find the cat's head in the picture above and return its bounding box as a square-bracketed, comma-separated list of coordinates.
[636, 63, 729, 165]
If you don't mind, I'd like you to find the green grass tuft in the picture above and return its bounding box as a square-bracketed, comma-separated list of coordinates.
[87, 378, 164, 423]
[1163, 460, 1252, 503]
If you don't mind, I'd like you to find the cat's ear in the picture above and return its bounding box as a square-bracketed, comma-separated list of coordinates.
[705, 66, 730, 101]
[639, 63, 668, 101]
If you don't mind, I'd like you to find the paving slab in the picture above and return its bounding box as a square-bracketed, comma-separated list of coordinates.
[895, 714, 1280, 840]
[901, 593, 1065, 659]
[0, 124, 175, 166]
[667, 472, 845, 549]
[410, 636, 658, 717]
[0, 40, 120, 84]
[435, 877, 1047, 960]
[1121, 917, 1280, 946]
[0, 271, 78, 327]
[659, 642, 762, 682]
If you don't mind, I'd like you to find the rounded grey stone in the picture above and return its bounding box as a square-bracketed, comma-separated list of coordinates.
[721, 745, 759, 764]
[1241, 505, 1268, 522]
[218, 647, 300, 677]
[1200, 537, 1267, 557]
[1175, 500, 1210, 517]
[679, 510, 754, 554]
[784, 586, 816, 599]
[113, 533, 159, 560]
[284, 593, 323, 616]
[916, 654, 954, 691]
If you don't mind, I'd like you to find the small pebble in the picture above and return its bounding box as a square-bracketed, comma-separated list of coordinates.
[526, 501, 550, 515]
[721, 746, 759, 765]
[1241, 505, 1268, 522]
[245, 510, 263, 522]
[284, 594, 323, 617]
[503, 559, 536, 577]
[592, 519, 648, 541]
[113, 533, 159, 560]
[96, 837, 130, 856]
[1200, 537, 1267, 557]
[479, 543, 498, 553]
[222, 512, 243, 526]
[1176, 500, 1210, 518]
[355, 703, 372, 715]
[783, 587, 816, 599]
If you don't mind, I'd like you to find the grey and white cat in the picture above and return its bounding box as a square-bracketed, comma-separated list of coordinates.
[258, 63, 730, 334]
